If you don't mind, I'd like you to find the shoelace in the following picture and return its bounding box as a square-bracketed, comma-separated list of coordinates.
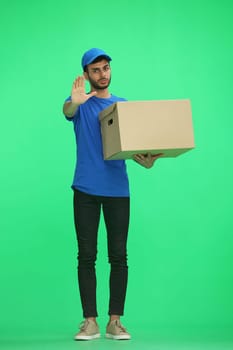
[115, 320, 127, 333]
[79, 320, 88, 331]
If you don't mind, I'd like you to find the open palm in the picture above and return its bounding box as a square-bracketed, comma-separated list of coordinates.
[71, 76, 96, 105]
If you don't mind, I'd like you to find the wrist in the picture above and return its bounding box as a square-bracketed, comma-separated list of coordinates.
[70, 100, 80, 107]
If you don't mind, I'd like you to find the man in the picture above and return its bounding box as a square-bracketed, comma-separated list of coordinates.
[63, 48, 161, 341]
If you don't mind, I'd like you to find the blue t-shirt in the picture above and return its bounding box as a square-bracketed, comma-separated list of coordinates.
[65, 95, 130, 197]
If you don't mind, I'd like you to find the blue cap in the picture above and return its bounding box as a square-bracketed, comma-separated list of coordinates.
[81, 48, 112, 69]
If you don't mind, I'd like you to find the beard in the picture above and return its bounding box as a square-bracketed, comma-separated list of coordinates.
[87, 75, 111, 90]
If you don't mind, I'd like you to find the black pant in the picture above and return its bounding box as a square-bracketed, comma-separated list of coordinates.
[73, 189, 130, 318]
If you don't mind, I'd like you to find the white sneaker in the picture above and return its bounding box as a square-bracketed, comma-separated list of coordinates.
[106, 319, 131, 340]
[74, 319, 100, 340]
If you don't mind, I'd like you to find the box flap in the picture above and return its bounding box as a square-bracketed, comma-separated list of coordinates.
[99, 102, 117, 121]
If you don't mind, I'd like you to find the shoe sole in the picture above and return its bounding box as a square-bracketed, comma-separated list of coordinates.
[74, 333, 101, 341]
[106, 333, 131, 340]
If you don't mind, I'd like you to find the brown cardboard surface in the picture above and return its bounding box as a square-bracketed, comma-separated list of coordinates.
[99, 99, 195, 160]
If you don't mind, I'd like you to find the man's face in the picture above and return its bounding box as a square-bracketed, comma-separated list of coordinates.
[84, 59, 111, 90]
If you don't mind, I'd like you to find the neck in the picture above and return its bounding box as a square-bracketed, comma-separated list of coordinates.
[91, 88, 111, 99]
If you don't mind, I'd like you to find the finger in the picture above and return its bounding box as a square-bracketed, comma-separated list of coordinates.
[89, 91, 97, 97]
[151, 153, 163, 159]
[78, 76, 85, 87]
[136, 154, 146, 160]
[73, 76, 81, 88]
[133, 154, 142, 161]
[133, 155, 143, 162]
[72, 77, 78, 88]
[76, 76, 81, 87]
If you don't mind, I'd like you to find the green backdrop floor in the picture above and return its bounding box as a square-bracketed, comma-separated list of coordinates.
[1, 339, 233, 350]
[1, 333, 233, 350]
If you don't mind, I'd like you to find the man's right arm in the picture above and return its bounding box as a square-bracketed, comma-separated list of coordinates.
[63, 101, 80, 118]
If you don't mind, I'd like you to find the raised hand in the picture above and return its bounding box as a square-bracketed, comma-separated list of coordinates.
[71, 76, 97, 105]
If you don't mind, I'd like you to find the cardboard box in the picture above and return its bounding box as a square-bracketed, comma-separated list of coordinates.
[99, 99, 195, 160]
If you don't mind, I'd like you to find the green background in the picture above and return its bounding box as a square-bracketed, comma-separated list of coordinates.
[1, 0, 233, 349]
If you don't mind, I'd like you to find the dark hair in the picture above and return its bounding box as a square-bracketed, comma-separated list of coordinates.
[83, 55, 110, 72]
